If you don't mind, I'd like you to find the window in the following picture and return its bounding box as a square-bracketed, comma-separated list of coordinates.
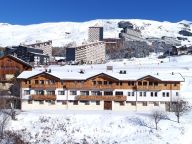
[128, 92, 131, 96]
[104, 91, 113, 95]
[28, 100, 32, 104]
[97, 81, 102, 85]
[96, 101, 100, 105]
[162, 92, 165, 97]
[140, 92, 142, 97]
[128, 81, 134, 86]
[155, 92, 157, 97]
[80, 91, 89, 96]
[49, 80, 55, 84]
[154, 82, 158, 86]
[143, 92, 146, 97]
[70, 91, 77, 95]
[47, 91, 55, 95]
[143, 82, 147, 86]
[154, 102, 159, 106]
[116, 82, 122, 86]
[138, 82, 142, 86]
[51, 101, 55, 105]
[35, 90, 44, 95]
[39, 101, 44, 104]
[115, 91, 123, 95]
[73, 101, 78, 105]
[143, 102, 147, 106]
[91, 91, 102, 96]
[132, 92, 134, 96]
[39, 80, 44, 85]
[174, 83, 177, 87]
[166, 92, 169, 97]
[24, 90, 30, 95]
[151, 92, 153, 97]
[131, 102, 136, 106]
[164, 83, 167, 86]
[120, 102, 125, 106]
[149, 82, 153, 86]
[93, 81, 96, 85]
[85, 101, 90, 105]
[58, 91, 65, 95]
[176, 92, 179, 96]
[35, 80, 38, 84]
[108, 81, 112, 85]
[104, 81, 108, 85]
[62, 101, 67, 105]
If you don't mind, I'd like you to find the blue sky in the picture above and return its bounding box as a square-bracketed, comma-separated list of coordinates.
[0, 0, 191, 25]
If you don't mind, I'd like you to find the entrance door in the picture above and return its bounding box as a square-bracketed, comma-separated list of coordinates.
[104, 101, 112, 110]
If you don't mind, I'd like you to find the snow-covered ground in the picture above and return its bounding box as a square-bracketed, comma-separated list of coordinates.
[0, 19, 192, 47]
[5, 54, 192, 144]
[7, 110, 192, 144]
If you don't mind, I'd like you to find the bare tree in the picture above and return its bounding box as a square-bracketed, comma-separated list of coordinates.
[151, 110, 168, 130]
[172, 100, 191, 123]
[0, 112, 9, 139]
[0, 98, 10, 139]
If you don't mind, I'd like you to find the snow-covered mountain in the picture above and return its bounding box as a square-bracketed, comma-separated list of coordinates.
[0, 19, 192, 47]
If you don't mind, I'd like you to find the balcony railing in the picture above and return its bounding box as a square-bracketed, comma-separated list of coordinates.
[30, 84, 56, 89]
[133, 86, 162, 91]
[31, 95, 56, 100]
[76, 95, 127, 101]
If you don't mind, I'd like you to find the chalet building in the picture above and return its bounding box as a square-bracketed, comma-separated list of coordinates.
[17, 70, 184, 111]
[0, 55, 32, 90]
[4, 46, 49, 66]
[66, 41, 105, 64]
[25, 40, 53, 57]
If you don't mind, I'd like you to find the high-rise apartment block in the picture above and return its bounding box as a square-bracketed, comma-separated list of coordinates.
[88, 26, 103, 42]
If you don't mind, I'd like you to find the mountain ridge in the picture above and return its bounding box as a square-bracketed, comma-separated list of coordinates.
[0, 19, 191, 47]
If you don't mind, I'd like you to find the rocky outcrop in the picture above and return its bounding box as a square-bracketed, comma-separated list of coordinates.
[179, 30, 192, 36]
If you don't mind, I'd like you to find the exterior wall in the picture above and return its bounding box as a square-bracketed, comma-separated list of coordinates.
[88, 27, 103, 42]
[26, 40, 52, 57]
[66, 48, 75, 61]
[20, 73, 182, 111]
[75, 42, 105, 64]
[21, 100, 103, 111]
[0, 56, 32, 87]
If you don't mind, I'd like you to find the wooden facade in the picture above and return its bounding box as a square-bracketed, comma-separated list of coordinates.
[0, 55, 32, 82]
[20, 72, 181, 102]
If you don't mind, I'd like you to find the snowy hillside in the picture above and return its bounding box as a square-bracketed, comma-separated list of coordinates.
[0, 19, 192, 47]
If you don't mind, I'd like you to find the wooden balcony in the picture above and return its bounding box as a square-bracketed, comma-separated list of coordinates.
[30, 84, 56, 89]
[134, 86, 162, 91]
[31, 95, 56, 100]
[76, 95, 127, 101]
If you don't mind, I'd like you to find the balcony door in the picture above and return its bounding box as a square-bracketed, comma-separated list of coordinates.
[104, 101, 112, 110]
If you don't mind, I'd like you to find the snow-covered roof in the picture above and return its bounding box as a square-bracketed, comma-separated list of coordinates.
[29, 52, 49, 57]
[17, 69, 184, 82]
